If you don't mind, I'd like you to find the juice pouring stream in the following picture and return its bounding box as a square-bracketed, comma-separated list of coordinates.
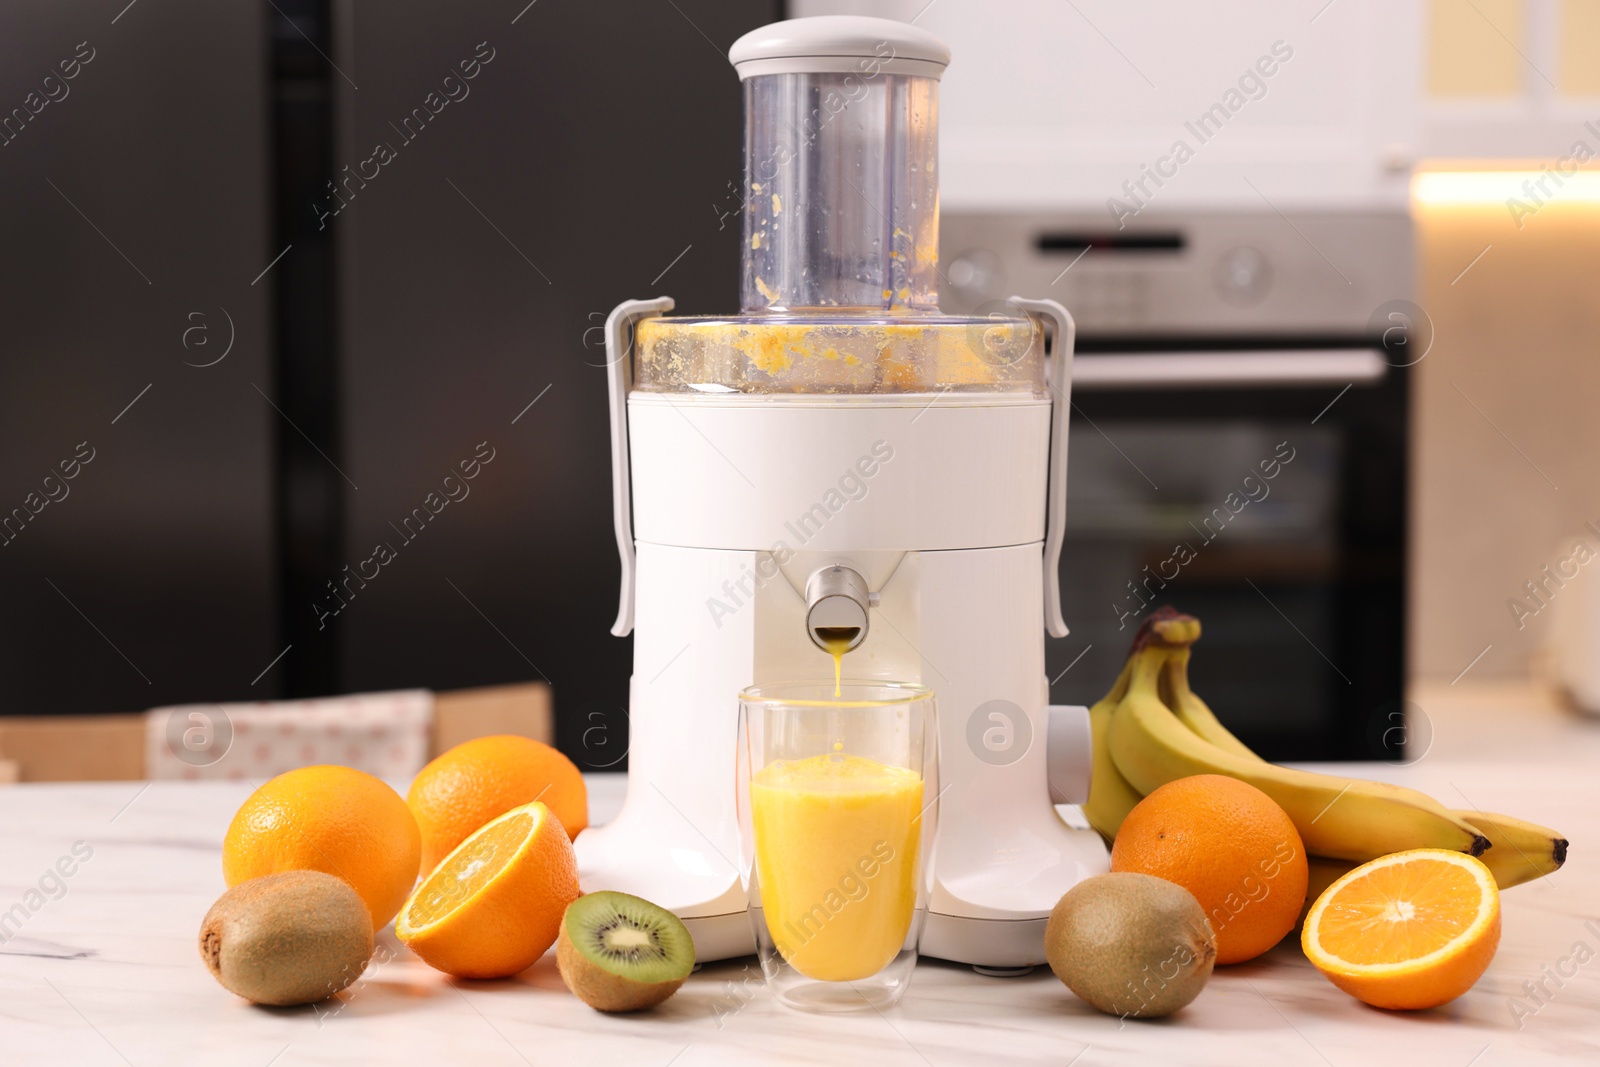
[816, 628, 855, 697]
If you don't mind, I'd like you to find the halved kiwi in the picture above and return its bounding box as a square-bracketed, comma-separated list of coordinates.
[556, 891, 694, 1012]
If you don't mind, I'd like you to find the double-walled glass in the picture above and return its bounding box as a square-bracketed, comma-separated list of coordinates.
[736, 681, 938, 1012]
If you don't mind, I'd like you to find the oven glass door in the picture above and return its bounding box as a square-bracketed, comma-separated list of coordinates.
[1049, 346, 1408, 762]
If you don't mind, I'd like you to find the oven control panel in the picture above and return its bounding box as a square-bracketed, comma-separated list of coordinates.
[941, 211, 1411, 338]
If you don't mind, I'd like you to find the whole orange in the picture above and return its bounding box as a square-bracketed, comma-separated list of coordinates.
[1111, 774, 1308, 964]
[407, 735, 588, 874]
[222, 765, 421, 931]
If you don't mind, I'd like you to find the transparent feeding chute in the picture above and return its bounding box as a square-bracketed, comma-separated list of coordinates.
[633, 20, 1043, 397]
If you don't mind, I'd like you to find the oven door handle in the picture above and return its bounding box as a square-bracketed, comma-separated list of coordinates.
[1072, 349, 1389, 390]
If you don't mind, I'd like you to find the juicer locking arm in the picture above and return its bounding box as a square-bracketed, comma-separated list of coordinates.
[605, 296, 674, 638]
[1008, 296, 1075, 639]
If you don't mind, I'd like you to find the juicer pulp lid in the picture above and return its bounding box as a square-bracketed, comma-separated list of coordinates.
[728, 16, 951, 80]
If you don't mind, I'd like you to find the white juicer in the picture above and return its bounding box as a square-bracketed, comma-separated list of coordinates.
[576, 15, 1108, 969]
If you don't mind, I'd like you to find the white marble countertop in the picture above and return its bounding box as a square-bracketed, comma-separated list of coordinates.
[3, 681, 1597, 1066]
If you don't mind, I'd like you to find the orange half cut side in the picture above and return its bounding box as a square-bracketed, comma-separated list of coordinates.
[402, 808, 536, 931]
[395, 800, 580, 979]
[1302, 848, 1500, 1010]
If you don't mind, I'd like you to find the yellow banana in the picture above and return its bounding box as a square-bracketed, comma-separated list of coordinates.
[1080, 653, 1146, 843]
[1455, 810, 1568, 889]
[1107, 644, 1489, 863]
[1161, 643, 1261, 762]
[1143, 609, 1260, 760]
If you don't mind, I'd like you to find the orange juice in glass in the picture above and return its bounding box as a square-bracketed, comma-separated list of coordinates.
[738, 682, 937, 1012]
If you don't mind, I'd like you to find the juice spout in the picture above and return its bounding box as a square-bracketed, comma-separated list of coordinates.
[805, 565, 870, 656]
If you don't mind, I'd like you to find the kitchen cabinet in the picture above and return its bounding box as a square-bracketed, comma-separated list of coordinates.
[329, 0, 778, 756]
[0, 0, 276, 714]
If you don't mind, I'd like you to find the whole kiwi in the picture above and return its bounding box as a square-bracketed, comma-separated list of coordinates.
[200, 870, 374, 1006]
[1045, 872, 1216, 1019]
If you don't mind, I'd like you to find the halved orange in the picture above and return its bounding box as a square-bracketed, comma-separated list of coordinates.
[1302, 848, 1500, 1010]
[396, 801, 580, 979]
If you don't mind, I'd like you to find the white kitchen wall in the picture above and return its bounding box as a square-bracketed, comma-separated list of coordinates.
[792, 0, 1421, 211]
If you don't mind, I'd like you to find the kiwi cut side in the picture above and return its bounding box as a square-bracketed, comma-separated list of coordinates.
[556, 891, 694, 1012]
[577, 895, 690, 984]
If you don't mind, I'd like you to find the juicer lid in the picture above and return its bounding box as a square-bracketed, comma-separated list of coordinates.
[728, 16, 951, 80]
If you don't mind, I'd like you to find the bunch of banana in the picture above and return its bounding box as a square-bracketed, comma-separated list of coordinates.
[1083, 607, 1569, 885]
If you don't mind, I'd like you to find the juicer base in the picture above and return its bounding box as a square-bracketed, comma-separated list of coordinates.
[681, 910, 758, 963]
[920, 913, 1049, 969]
[680, 909, 1056, 968]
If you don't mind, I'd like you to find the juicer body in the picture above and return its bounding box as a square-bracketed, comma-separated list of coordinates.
[577, 315, 1109, 965]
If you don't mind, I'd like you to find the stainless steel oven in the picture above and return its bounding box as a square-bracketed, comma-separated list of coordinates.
[942, 211, 1414, 761]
